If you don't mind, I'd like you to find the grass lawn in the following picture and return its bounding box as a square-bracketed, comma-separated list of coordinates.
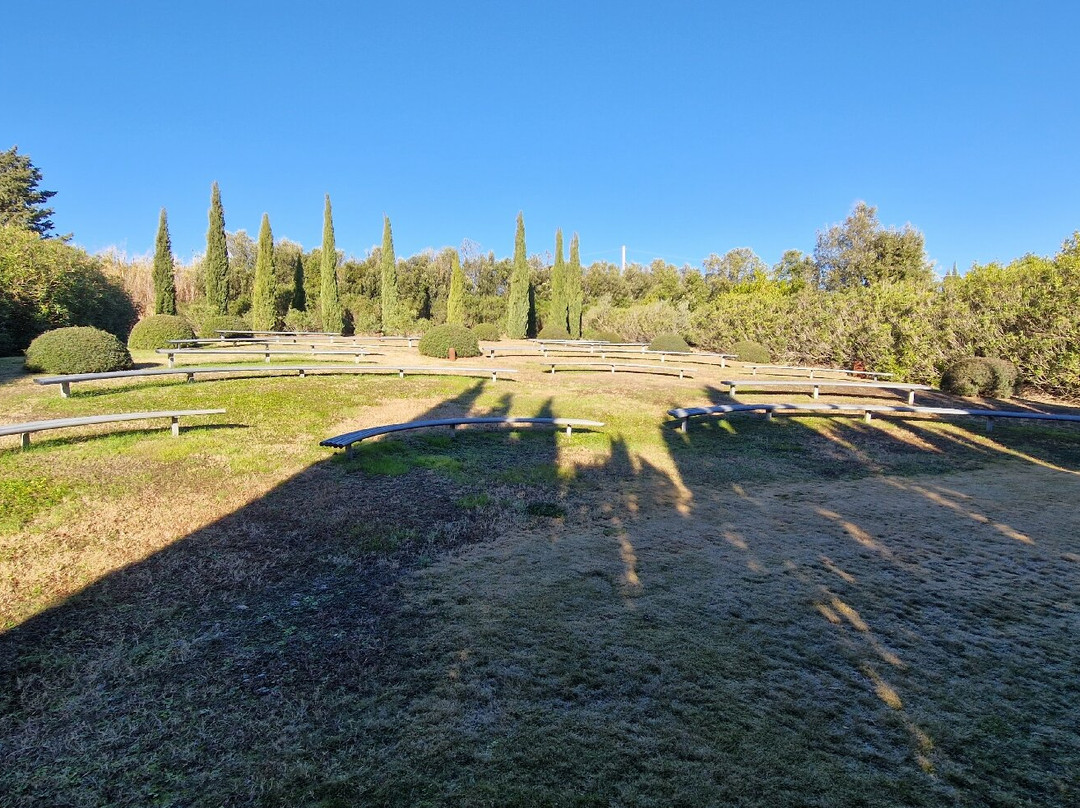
[1, 349, 1079, 806]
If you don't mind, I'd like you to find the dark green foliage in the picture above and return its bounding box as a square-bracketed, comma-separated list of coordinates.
[505, 212, 530, 339]
[251, 214, 276, 331]
[321, 196, 344, 334]
[446, 249, 465, 326]
[648, 333, 690, 352]
[566, 233, 583, 338]
[0, 146, 56, 235]
[152, 208, 176, 315]
[127, 315, 194, 350]
[25, 326, 133, 373]
[204, 183, 229, 314]
[0, 224, 137, 353]
[538, 323, 571, 340]
[418, 324, 480, 359]
[548, 229, 568, 333]
[379, 215, 400, 334]
[941, 357, 1017, 398]
[197, 314, 249, 339]
[472, 323, 501, 341]
[290, 251, 306, 311]
[584, 329, 624, 343]
[732, 340, 771, 363]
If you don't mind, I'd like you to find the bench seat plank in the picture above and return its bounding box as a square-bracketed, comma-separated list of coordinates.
[321, 416, 605, 451]
[1, 409, 226, 448]
[545, 362, 692, 379]
[720, 378, 935, 404]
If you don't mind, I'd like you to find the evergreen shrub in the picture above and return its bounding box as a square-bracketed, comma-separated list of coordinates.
[25, 326, 133, 374]
[418, 324, 480, 359]
[538, 323, 571, 340]
[584, 329, 624, 343]
[732, 340, 771, 363]
[127, 315, 194, 350]
[648, 333, 690, 352]
[197, 314, 250, 339]
[941, 357, 1017, 398]
[472, 323, 501, 341]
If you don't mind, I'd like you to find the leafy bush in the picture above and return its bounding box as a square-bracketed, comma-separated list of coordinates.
[197, 314, 251, 339]
[418, 324, 480, 359]
[584, 329, 624, 343]
[941, 357, 1016, 398]
[127, 315, 194, 350]
[538, 323, 571, 340]
[283, 307, 321, 334]
[583, 298, 690, 343]
[472, 323, 501, 341]
[732, 340, 771, 363]
[648, 333, 690, 352]
[24, 326, 133, 374]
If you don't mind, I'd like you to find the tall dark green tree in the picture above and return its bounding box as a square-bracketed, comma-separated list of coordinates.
[251, 213, 276, 331]
[380, 215, 400, 333]
[204, 182, 230, 314]
[446, 248, 465, 326]
[152, 208, 176, 314]
[0, 146, 56, 236]
[548, 229, 568, 332]
[505, 212, 530, 339]
[320, 195, 344, 334]
[566, 232, 583, 338]
[291, 251, 306, 311]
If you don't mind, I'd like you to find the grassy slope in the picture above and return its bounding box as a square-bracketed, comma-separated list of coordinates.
[1, 353, 1079, 806]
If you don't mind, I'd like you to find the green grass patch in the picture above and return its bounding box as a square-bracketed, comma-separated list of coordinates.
[0, 476, 70, 531]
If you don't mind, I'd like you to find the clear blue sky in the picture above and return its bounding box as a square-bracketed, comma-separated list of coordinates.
[5, 1, 1079, 272]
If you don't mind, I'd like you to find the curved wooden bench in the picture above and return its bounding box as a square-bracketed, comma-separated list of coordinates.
[668, 402, 1080, 432]
[35, 365, 517, 397]
[720, 378, 935, 405]
[157, 348, 381, 367]
[321, 416, 605, 453]
[545, 362, 692, 379]
[744, 364, 894, 379]
[1, 409, 226, 449]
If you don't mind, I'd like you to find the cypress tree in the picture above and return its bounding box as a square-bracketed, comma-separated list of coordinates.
[251, 213, 276, 331]
[380, 215, 400, 333]
[567, 232, 583, 338]
[320, 195, 344, 334]
[548, 228, 567, 332]
[291, 251, 306, 311]
[152, 208, 176, 315]
[446, 248, 466, 326]
[204, 182, 230, 315]
[505, 212, 530, 339]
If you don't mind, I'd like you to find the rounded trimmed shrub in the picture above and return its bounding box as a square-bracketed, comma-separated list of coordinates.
[732, 340, 771, 363]
[538, 323, 571, 340]
[197, 314, 251, 339]
[24, 326, 133, 374]
[941, 357, 1017, 398]
[127, 315, 195, 350]
[584, 329, 624, 344]
[418, 324, 481, 359]
[472, 323, 502, 342]
[648, 333, 690, 352]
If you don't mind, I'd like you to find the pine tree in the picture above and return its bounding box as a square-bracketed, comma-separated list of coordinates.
[204, 182, 230, 314]
[380, 215, 400, 333]
[567, 232, 583, 338]
[251, 213, 276, 331]
[0, 146, 56, 235]
[291, 251, 306, 311]
[446, 248, 465, 326]
[505, 212, 530, 339]
[152, 208, 176, 315]
[548, 229, 567, 332]
[320, 195, 344, 334]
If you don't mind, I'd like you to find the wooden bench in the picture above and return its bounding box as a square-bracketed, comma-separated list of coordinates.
[35, 365, 517, 397]
[218, 330, 419, 348]
[1, 409, 226, 449]
[157, 348, 380, 367]
[321, 416, 605, 454]
[544, 361, 692, 379]
[668, 402, 1080, 432]
[720, 378, 935, 405]
[744, 363, 894, 379]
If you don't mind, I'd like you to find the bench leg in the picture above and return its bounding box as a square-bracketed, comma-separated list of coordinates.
[728, 384, 737, 397]
[491, 372, 498, 382]
[168, 354, 175, 368]
[680, 417, 688, 433]
[985, 418, 994, 432]
[299, 369, 306, 378]
[264, 353, 271, 363]
[766, 411, 774, 421]
[864, 412, 872, 423]
[565, 424, 572, 436]
[399, 370, 405, 378]
[21, 432, 30, 449]
[171, 416, 180, 437]
[186, 372, 195, 383]
[907, 391, 915, 405]
[679, 369, 684, 379]
[60, 381, 71, 398]
[812, 386, 820, 399]
[720, 357, 726, 368]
